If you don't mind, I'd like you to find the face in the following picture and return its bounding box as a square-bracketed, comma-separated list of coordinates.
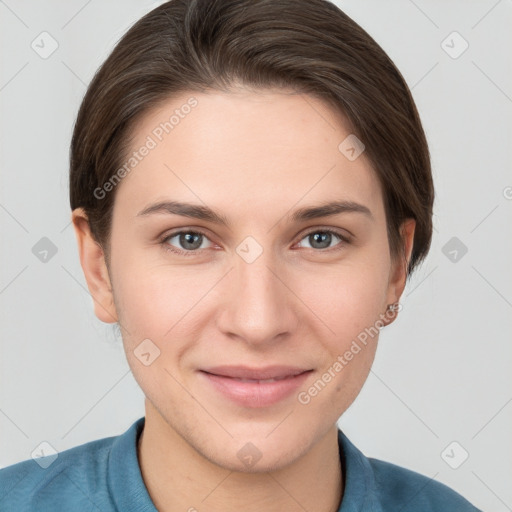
[73, 88, 414, 473]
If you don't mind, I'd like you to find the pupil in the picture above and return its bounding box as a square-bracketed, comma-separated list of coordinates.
[312, 232, 330, 249]
[181, 232, 201, 249]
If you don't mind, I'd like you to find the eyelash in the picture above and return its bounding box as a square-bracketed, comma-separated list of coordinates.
[159, 228, 351, 257]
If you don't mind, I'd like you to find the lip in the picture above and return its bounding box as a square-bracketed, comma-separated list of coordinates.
[200, 365, 311, 380]
[199, 366, 313, 408]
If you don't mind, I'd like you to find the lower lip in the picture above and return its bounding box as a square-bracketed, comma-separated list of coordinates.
[199, 370, 312, 408]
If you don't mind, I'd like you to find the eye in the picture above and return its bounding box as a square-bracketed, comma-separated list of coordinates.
[161, 230, 213, 256]
[296, 228, 350, 251]
[160, 227, 350, 257]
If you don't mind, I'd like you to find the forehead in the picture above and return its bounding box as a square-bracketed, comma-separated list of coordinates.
[114, 89, 384, 223]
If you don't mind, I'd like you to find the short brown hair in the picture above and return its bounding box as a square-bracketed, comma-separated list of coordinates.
[69, 0, 434, 279]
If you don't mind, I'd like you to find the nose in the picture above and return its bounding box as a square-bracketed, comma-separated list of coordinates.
[216, 247, 299, 347]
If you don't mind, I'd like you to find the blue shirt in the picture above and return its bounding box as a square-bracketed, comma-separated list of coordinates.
[0, 416, 481, 511]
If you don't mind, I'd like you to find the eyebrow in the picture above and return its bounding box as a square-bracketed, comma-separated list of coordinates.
[136, 200, 373, 226]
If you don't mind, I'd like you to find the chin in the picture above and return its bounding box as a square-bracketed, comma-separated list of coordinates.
[199, 425, 313, 474]
[209, 440, 304, 474]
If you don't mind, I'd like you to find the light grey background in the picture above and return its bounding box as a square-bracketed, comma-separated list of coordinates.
[1, 1, 511, 511]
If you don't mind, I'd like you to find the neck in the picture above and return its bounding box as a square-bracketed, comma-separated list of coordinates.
[137, 402, 343, 512]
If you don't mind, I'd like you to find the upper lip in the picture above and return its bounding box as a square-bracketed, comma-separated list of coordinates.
[200, 365, 312, 380]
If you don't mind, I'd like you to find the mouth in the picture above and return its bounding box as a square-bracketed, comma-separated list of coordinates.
[200, 364, 312, 380]
[198, 366, 313, 408]
[217, 376, 296, 383]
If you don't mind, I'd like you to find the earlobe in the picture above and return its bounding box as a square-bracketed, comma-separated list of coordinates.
[382, 218, 416, 327]
[71, 208, 118, 324]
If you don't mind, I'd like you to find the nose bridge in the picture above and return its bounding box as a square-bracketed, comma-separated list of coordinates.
[218, 238, 296, 343]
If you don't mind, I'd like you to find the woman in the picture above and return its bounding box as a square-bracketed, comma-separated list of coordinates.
[0, 0, 482, 510]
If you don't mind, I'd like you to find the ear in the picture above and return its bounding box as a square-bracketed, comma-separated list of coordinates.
[71, 208, 118, 324]
[381, 218, 416, 327]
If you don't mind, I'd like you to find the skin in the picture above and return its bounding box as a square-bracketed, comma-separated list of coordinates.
[72, 88, 415, 512]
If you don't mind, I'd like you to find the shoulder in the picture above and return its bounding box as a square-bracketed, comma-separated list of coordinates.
[0, 431, 119, 511]
[337, 430, 482, 512]
[368, 456, 481, 511]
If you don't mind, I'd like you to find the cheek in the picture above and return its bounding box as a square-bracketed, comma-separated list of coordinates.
[109, 227, 205, 338]
[111, 266, 205, 394]
[294, 264, 387, 414]
[113, 264, 206, 340]
[297, 256, 390, 342]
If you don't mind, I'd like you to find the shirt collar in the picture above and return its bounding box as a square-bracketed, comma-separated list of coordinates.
[107, 416, 157, 512]
[337, 428, 384, 512]
[107, 416, 383, 512]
